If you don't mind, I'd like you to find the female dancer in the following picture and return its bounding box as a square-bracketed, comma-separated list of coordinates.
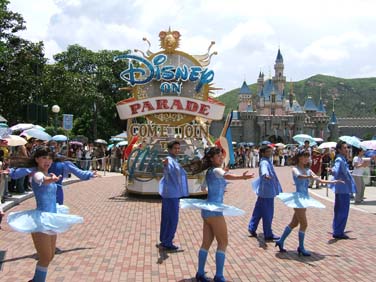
[181, 147, 254, 282]
[275, 149, 343, 256]
[7, 146, 83, 282]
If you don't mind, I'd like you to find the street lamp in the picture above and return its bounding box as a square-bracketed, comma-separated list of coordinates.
[52, 105, 60, 134]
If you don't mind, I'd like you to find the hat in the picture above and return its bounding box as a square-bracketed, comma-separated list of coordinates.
[312, 149, 320, 154]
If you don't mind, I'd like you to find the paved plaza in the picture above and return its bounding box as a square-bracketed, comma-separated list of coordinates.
[1, 166, 376, 281]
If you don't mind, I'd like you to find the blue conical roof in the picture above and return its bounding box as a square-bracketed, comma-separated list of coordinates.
[317, 98, 326, 112]
[303, 96, 318, 111]
[239, 81, 251, 95]
[330, 111, 337, 124]
[276, 48, 283, 63]
[258, 79, 283, 101]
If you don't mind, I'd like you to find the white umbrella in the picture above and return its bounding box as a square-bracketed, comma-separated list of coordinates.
[52, 134, 68, 142]
[318, 141, 337, 150]
[275, 143, 286, 148]
[94, 139, 108, 145]
[360, 140, 376, 150]
[2, 135, 27, 146]
[339, 136, 365, 149]
[293, 134, 316, 146]
[116, 140, 128, 147]
[10, 123, 35, 132]
[33, 125, 46, 131]
[22, 128, 51, 141]
[0, 128, 12, 138]
[112, 132, 127, 139]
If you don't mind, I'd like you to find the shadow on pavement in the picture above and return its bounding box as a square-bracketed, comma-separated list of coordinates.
[327, 231, 357, 244]
[355, 200, 376, 206]
[0, 251, 38, 264]
[108, 191, 208, 203]
[155, 243, 184, 264]
[247, 232, 269, 249]
[53, 246, 94, 256]
[275, 251, 328, 265]
[0, 247, 93, 265]
[328, 237, 357, 244]
[106, 190, 163, 203]
[107, 194, 161, 203]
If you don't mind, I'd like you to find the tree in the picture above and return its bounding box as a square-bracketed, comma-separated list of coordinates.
[43, 45, 131, 141]
[0, 1, 132, 140]
[0, 0, 46, 124]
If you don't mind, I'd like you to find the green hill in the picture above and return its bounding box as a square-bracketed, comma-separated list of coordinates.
[216, 74, 376, 117]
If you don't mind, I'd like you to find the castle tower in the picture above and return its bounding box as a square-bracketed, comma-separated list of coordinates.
[270, 88, 276, 116]
[328, 99, 338, 141]
[317, 91, 326, 113]
[272, 48, 286, 93]
[289, 81, 294, 108]
[238, 81, 252, 112]
[257, 71, 264, 93]
[303, 96, 318, 112]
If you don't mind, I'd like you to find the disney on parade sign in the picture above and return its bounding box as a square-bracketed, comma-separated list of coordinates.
[115, 28, 225, 126]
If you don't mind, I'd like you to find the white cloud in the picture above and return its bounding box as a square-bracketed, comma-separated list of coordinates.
[7, 0, 376, 94]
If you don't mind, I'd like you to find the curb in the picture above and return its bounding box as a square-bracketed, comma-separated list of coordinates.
[309, 187, 375, 214]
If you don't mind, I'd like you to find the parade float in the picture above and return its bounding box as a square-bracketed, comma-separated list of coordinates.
[115, 28, 225, 195]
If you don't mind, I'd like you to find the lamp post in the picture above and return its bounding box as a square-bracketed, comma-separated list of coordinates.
[52, 105, 60, 134]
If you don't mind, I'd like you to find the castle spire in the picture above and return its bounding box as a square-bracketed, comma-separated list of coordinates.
[330, 97, 337, 124]
[289, 79, 294, 108]
[317, 86, 326, 112]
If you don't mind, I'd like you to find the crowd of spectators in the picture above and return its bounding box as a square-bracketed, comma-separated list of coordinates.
[0, 136, 127, 205]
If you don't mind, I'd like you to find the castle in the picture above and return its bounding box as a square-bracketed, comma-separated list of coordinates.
[210, 49, 337, 144]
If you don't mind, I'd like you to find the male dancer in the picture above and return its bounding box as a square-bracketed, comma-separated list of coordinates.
[159, 140, 188, 250]
[328, 141, 356, 239]
[248, 145, 282, 241]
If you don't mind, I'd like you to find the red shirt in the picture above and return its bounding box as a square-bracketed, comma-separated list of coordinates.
[311, 154, 322, 173]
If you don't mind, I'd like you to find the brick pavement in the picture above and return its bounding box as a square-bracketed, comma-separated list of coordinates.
[1, 167, 375, 281]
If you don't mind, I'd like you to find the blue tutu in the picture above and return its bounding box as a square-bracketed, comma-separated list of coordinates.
[180, 198, 245, 216]
[277, 192, 325, 209]
[7, 204, 83, 235]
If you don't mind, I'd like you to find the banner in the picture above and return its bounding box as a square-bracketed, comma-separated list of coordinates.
[62, 114, 73, 130]
[117, 96, 225, 120]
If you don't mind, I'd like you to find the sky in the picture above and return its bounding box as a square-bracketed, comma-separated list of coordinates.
[8, 0, 376, 95]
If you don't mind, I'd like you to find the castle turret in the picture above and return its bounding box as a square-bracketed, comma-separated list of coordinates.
[303, 96, 318, 112]
[289, 81, 294, 107]
[272, 48, 286, 93]
[317, 91, 326, 113]
[238, 81, 252, 112]
[328, 99, 338, 141]
[257, 71, 264, 93]
[271, 88, 276, 115]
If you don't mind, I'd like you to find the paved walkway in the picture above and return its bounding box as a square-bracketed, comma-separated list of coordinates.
[1, 166, 375, 281]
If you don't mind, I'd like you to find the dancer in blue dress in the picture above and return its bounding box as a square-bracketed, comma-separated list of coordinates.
[181, 147, 254, 282]
[9, 140, 98, 206]
[7, 146, 83, 282]
[275, 149, 344, 256]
